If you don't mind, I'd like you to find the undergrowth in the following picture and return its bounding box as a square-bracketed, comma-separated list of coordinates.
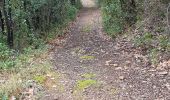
[134, 32, 170, 66]
[0, 2, 80, 98]
[0, 45, 62, 99]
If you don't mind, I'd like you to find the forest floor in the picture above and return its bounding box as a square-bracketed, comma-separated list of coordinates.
[41, 8, 170, 100]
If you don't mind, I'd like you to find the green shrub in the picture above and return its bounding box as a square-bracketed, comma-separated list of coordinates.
[158, 35, 170, 51]
[101, 0, 123, 37]
[149, 48, 159, 65]
[67, 5, 78, 20]
[1, 0, 81, 50]
[134, 32, 153, 48]
[75, 0, 82, 9]
[0, 43, 15, 69]
[0, 0, 81, 69]
[100, 0, 137, 37]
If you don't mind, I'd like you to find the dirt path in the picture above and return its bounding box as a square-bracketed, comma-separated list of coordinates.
[42, 8, 170, 100]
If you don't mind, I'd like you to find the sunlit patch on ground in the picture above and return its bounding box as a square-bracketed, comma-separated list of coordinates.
[81, 0, 97, 8]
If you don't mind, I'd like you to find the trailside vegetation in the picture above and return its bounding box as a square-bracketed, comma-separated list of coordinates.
[0, 0, 81, 69]
[0, 0, 81, 49]
[99, 0, 137, 37]
[99, 0, 170, 65]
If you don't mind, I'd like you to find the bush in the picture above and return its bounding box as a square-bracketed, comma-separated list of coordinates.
[101, 0, 123, 37]
[134, 32, 153, 48]
[0, 0, 81, 50]
[0, 0, 82, 69]
[100, 0, 137, 37]
[67, 5, 78, 20]
[0, 43, 15, 69]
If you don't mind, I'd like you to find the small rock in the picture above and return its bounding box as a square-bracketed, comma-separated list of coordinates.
[129, 85, 133, 88]
[126, 60, 131, 64]
[149, 69, 156, 72]
[52, 85, 57, 88]
[0, 80, 5, 83]
[115, 67, 122, 70]
[105, 60, 112, 66]
[124, 66, 128, 69]
[165, 83, 170, 90]
[101, 49, 105, 53]
[51, 77, 55, 80]
[153, 85, 157, 89]
[46, 74, 52, 77]
[10, 96, 16, 100]
[119, 76, 125, 80]
[158, 71, 168, 75]
[112, 64, 118, 67]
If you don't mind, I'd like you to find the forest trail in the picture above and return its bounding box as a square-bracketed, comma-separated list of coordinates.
[42, 8, 170, 100]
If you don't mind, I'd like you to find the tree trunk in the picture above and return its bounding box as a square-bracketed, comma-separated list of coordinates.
[3, 0, 13, 48]
[0, 10, 5, 34]
[8, 0, 13, 48]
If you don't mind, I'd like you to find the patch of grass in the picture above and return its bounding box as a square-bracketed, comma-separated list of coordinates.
[33, 75, 46, 84]
[0, 46, 62, 99]
[75, 79, 97, 91]
[134, 33, 169, 66]
[158, 35, 170, 51]
[134, 32, 153, 48]
[149, 48, 159, 66]
[80, 55, 95, 60]
[0, 74, 22, 98]
[81, 73, 96, 79]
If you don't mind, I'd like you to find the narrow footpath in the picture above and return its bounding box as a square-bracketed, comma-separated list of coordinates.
[42, 8, 170, 100]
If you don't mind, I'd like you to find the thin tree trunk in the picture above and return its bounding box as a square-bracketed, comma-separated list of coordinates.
[3, 0, 13, 48]
[0, 10, 5, 34]
[8, 0, 13, 48]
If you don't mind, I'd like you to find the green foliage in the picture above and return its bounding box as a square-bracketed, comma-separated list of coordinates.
[0, 43, 15, 69]
[76, 79, 97, 90]
[66, 5, 78, 20]
[0, 43, 11, 60]
[149, 48, 159, 65]
[74, 0, 82, 9]
[134, 33, 170, 52]
[100, 0, 137, 37]
[158, 35, 170, 51]
[134, 32, 153, 47]
[0, 45, 61, 99]
[134, 33, 169, 66]
[80, 55, 95, 60]
[0, 0, 81, 69]
[1, 0, 81, 50]
[1, 94, 8, 100]
[101, 0, 123, 37]
[33, 75, 46, 84]
[81, 73, 96, 79]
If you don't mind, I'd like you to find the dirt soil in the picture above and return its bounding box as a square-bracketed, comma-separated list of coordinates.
[41, 8, 170, 100]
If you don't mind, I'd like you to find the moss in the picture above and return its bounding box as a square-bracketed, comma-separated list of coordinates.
[76, 79, 97, 91]
[33, 75, 46, 84]
[81, 73, 96, 79]
[80, 55, 95, 60]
